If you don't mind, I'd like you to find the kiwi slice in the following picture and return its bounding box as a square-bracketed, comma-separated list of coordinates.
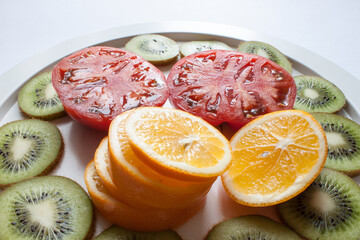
[0, 176, 93, 240]
[18, 71, 66, 120]
[125, 34, 179, 65]
[278, 168, 360, 240]
[312, 113, 360, 176]
[205, 215, 301, 239]
[0, 119, 63, 188]
[94, 225, 182, 240]
[179, 41, 233, 57]
[237, 40, 292, 73]
[294, 75, 346, 113]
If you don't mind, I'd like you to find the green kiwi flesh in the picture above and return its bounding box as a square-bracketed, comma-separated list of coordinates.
[179, 41, 233, 57]
[18, 71, 66, 120]
[0, 176, 93, 240]
[294, 75, 346, 113]
[205, 215, 301, 240]
[237, 40, 292, 73]
[312, 113, 360, 176]
[94, 225, 182, 240]
[0, 119, 63, 188]
[125, 34, 179, 65]
[278, 168, 360, 240]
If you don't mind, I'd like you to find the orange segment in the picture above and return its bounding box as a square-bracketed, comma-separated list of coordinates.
[222, 110, 327, 206]
[124, 107, 232, 181]
[108, 110, 215, 209]
[84, 160, 205, 231]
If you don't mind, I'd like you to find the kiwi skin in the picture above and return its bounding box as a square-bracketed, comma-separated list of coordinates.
[19, 105, 66, 121]
[341, 167, 360, 177]
[0, 119, 64, 190]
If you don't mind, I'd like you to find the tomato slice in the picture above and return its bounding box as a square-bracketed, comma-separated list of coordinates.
[52, 46, 168, 131]
[166, 50, 296, 129]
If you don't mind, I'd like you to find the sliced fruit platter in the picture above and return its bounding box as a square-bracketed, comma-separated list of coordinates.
[0, 22, 360, 240]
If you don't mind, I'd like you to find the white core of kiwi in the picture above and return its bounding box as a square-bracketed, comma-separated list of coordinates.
[304, 88, 320, 99]
[11, 137, 33, 161]
[310, 190, 336, 212]
[325, 132, 346, 146]
[27, 200, 57, 228]
[44, 83, 58, 100]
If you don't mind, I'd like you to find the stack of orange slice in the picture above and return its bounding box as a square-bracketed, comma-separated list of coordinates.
[84, 107, 232, 231]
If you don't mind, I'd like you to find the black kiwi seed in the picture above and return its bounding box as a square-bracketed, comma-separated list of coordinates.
[237, 40, 292, 73]
[278, 168, 360, 240]
[18, 71, 66, 120]
[125, 34, 179, 65]
[312, 113, 360, 176]
[0, 119, 63, 188]
[0, 176, 93, 240]
[94, 225, 182, 240]
[294, 75, 346, 113]
[205, 215, 301, 240]
[179, 41, 233, 57]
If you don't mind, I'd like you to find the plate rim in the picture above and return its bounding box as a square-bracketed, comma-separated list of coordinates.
[0, 20, 359, 119]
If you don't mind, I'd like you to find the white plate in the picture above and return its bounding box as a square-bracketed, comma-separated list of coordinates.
[0, 21, 359, 240]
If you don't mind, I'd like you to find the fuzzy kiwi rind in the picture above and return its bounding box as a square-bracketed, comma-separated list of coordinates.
[179, 41, 233, 57]
[94, 225, 182, 240]
[278, 168, 360, 240]
[294, 75, 346, 113]
[125, 34, 179, 65]
[311, 113, 360, 176]
[0, 119, 64, 189]
[237, 40, 292, 73]
[0, 175, 94, 240]
[18, 71, 66, 120]
[205, 215, 301, 240]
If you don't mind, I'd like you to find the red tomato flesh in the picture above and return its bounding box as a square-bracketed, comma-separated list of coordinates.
[52, 46, 168, 131]
[166, 50, 296, 129]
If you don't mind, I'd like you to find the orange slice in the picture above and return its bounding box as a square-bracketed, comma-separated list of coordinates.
[84, 160, 205, 231]
[124, 107, 232, 181]
[222, 110, 327, 206]
[108, 110, 214, 209]
[93, 136, 126, 202]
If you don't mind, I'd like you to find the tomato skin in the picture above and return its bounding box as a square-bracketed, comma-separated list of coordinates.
[52, 46, 168, 131]
[166, 50, 296, 130]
